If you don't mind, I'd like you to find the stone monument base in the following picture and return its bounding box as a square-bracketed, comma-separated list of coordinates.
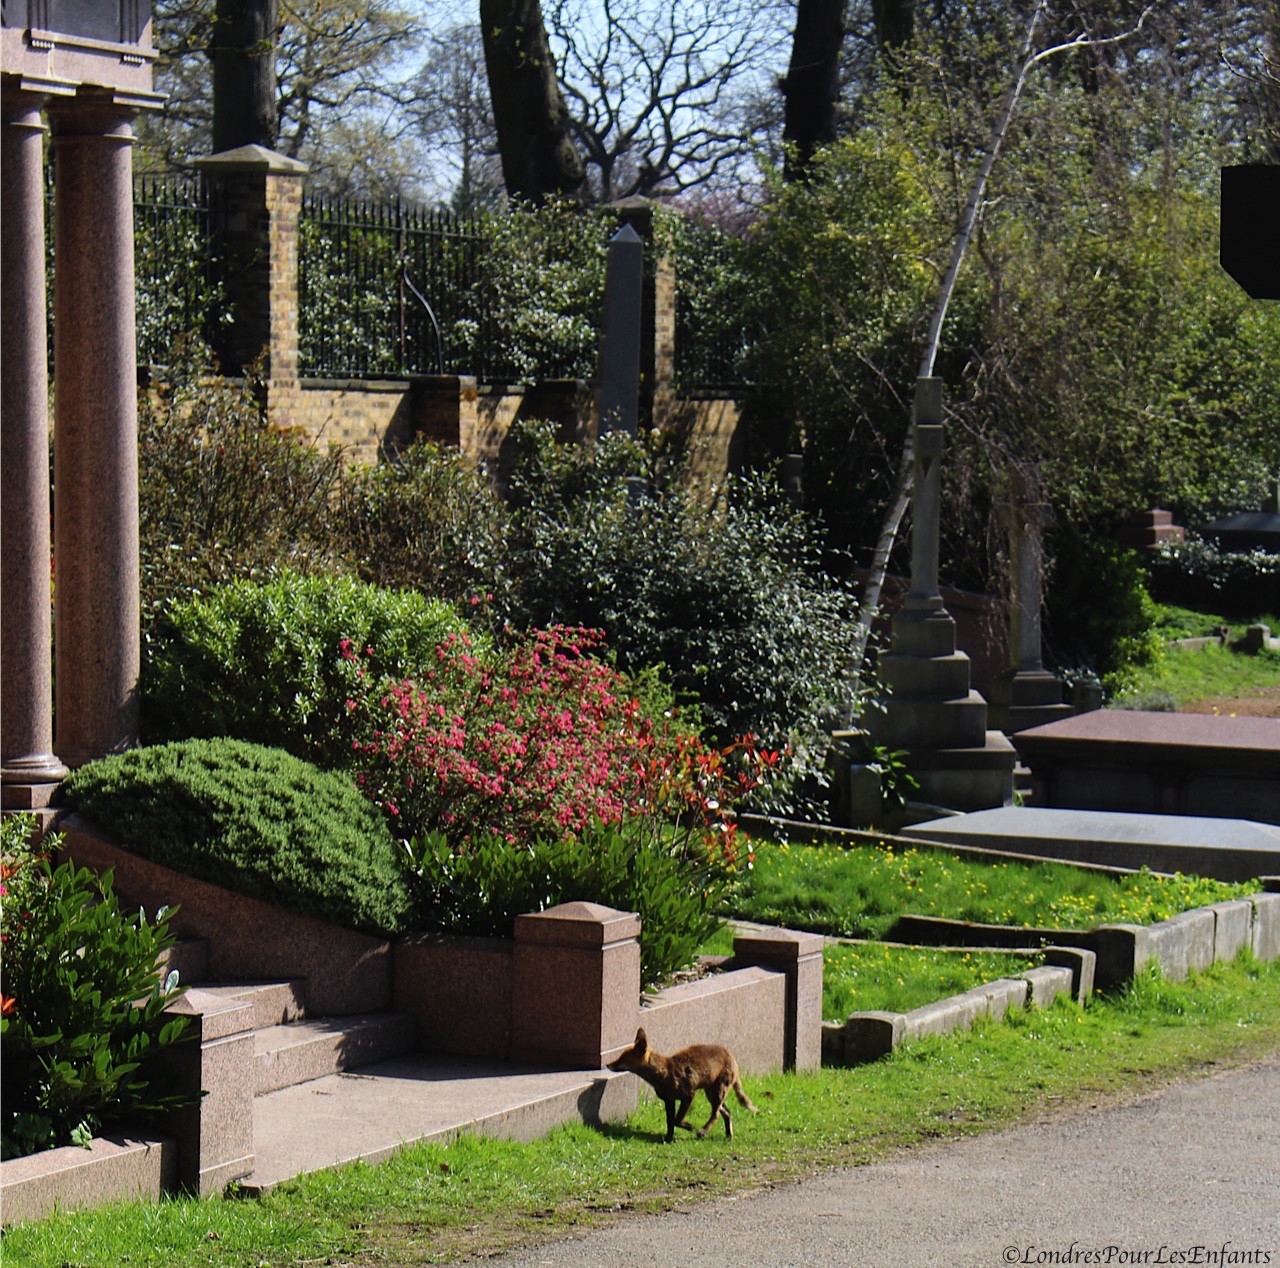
[986, 668, 1073, 735]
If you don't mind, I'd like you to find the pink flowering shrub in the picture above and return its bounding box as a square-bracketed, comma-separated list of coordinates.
[345, 625, 763, 873]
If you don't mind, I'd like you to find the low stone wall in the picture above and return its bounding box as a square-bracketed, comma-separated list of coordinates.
[394, 918, 817, 1076]
[824, 960, 1084, 1066]
[636, 967, 787, 1073]
[58, 817, 394, 1015]
[0, 1136, 178, 1227]
[889, 891, 1280, 992]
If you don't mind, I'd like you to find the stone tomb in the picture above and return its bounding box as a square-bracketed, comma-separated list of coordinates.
[1013, 710, 1280, 827]
[903, 805, 1280, 884]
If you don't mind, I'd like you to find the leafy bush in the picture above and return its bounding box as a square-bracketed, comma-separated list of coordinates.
[1146, 535, 1280, 619]
[456, 199, 606, 382]
[403, 821, 726, 991]
[336, 441, 510, 614]
[138, 339, 345, 627]
[347, 624, 758, 860]
[1, 813, 193, 1159]
[502, 423, 861, 816]
[143, 571, 466, 769]
[60, 740, 413, 937]
[1044, 533, 1164, 695]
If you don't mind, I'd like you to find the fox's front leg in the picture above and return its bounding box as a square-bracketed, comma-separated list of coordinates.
[662, 1097, 679, 1143]
[672, 1097, 695, 1132]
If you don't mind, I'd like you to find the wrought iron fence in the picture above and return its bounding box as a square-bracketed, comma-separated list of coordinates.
[298, 195, 488, 378]
[132, 171, 224, 369]
[673, 219, 761, 391]
[41, 173, 756, 390]
[297, 195, 606, 383]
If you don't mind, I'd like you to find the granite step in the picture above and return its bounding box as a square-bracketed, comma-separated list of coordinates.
[190, 980, 308, 1030]
[254, 1012, 418, 1095]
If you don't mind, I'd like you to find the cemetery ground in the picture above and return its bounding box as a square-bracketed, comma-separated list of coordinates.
[5, 588, 1277, 1264]
[4, 954, 1277, 1267]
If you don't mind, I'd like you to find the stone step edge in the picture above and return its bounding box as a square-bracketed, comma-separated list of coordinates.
[253, 1012, 418, 1096]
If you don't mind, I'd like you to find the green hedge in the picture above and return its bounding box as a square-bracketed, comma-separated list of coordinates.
[142, 571, 467, 769]
[1146, 536, 1280, 618]
[61, 740, 413, 937]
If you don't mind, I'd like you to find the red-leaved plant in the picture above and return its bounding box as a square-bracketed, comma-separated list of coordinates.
[343, 626, 768, 873]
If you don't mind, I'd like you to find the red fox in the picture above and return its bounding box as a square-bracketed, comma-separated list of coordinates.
[607, 1027, 759, 1143]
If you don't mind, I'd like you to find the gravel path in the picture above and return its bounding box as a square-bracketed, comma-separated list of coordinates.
[485, 1054, 1280, 1268]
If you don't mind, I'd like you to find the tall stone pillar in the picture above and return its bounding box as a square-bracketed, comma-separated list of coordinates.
[987, 469, 1072, 734]
[1, 88, 68, 806]
[853, 377, 1016, 826]
[49, 97, 143, 767]
[597, 223, 644, 436]
[194, 145, 307, 427]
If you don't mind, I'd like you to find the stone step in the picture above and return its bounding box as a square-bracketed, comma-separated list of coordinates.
[191, 981, 308, 1030]
[254, 1012, 418, 1096]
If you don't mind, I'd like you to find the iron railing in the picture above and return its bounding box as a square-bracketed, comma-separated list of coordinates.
[298, 196, 487, 379]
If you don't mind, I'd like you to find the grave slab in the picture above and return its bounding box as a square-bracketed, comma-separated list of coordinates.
[1012, 711, 1280, 825]
[901, 805, 1280, 883]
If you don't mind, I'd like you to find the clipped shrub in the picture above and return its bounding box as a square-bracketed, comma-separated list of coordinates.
[142, 571, 467, 769]
[503, 423, 861, 816]
[1, 813, 193, 1159]
[337, 441, 511, 614]
[403, 820, 726, 991]
[60, 740, 412, 937]
[1146, 535, 1280, 619]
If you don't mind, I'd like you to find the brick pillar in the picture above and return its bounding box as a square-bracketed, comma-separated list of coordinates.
[195, 145, 307, 426]
[732, 927, 825, 1070]
[1, 85, 67, 805]
[511, 902, 641, 1067]
[49, 95, 143, 767]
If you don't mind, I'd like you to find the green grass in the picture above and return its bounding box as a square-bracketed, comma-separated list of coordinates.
[1120, 602, 1280, 710]
[723, 838, 1256, 941]
[701, 925, 1043, 1020]
[1150, 602, 1280, 641]
[1120, 639, 1280, 709]
[821, 942, 1041, 1020]
[6, 954, 1279, 1267]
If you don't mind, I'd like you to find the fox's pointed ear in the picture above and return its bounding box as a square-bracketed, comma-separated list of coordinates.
[634, 1027, 648, 1047]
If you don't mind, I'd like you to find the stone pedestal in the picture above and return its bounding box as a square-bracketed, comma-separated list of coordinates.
[162, 990, 256, 1195]
[511, 902, 641, 1068]
[988, 471, 1070, 735]
[731, 928, 824, 1071]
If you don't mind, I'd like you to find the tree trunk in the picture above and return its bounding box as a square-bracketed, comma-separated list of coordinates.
[211, 0, 279, 153]
[839, 2, 1048, 722]
[781, 0, 846, 181]
[479, 0, 585, 202]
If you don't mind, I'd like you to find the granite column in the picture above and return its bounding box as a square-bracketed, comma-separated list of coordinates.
[49, 97, 142, 766]
[1, 87, 67, 805]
